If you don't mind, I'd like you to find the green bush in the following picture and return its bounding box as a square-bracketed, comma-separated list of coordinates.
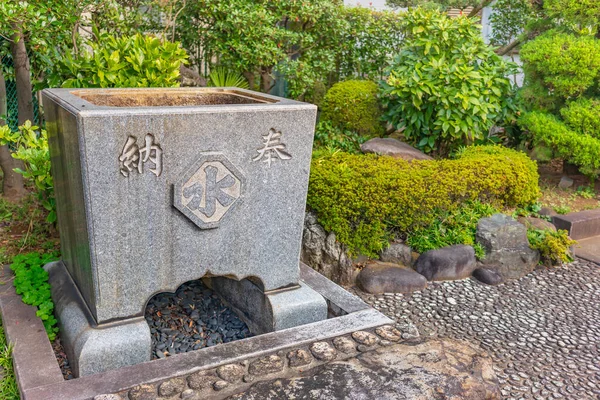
[320, 80, 385, 138]
[519, 111, 600, 177]
[308, 145, 540, 256]
[527, 228, 576, 266]
[0, 122, 55, 223]
[10, 252, 60, 340]
[313, 121, 367, 154]
[560, 98, 600, 138]
[380, 8, 518, 156]
[520, 31, 600, 109]
[407, 201, 498, 259]
[49, 32, 188, 88]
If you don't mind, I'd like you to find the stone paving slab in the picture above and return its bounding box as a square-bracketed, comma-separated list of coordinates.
[352, 259, 600, 400]
[573, 236, 600, 265]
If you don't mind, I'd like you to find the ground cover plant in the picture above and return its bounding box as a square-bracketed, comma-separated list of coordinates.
[308, 145, 540, 257]
[527, 228, 576, 266]
[407, 200, 497, 259]
[10, 252, 60, 340]
[0, 318, 18, 400]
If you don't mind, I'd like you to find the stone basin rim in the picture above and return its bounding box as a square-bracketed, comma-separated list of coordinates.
[42, 87, 315, 115]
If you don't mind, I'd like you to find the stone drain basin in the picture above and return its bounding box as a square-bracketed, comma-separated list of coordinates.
[0, 263, 392, 400]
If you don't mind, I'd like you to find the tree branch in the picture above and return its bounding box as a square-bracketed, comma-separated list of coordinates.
[468, 0, 493, 18]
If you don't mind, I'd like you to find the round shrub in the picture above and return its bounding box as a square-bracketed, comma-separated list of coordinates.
[308, 146, 540, 257]
[521, 31, 600, 103]
[320, 80, 384, 138]
[380, 8, 518, 156]
[560, 97, 600, 138]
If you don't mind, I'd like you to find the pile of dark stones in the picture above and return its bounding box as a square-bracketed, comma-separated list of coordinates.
[145, 280, 252, 359]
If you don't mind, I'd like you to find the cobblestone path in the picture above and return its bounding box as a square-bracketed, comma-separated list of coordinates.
[352, 259, 600, 400]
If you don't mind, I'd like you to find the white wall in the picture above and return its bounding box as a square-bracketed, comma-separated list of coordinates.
[343, 0, 391, 11]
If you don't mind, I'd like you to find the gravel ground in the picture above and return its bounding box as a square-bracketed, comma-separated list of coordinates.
[145, 280, 252, 359]
[351, 259, 600, 400]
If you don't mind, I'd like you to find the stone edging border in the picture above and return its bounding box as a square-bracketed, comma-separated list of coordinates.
[0, 264, 394, 400]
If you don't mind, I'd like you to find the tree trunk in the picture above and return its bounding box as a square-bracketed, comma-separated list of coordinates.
[243, 71, 256, 91]
[260, 68, 275, 94]
[0, 70, 26, 202]
[495, 38, 523, 56]
[10, 24, 34, 125]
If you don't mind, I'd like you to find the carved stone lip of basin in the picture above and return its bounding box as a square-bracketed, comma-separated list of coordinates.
[70, 87, 278, 108]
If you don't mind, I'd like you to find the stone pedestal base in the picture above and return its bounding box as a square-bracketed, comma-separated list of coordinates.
[45, 262, 152, 377]
[209, 277, 328, 334]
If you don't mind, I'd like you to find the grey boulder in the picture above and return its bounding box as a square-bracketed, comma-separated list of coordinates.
[517, 216, 556, 232]
[472, 268, 504, 286]
[476, 214, 540, 281]
[357, 262, 427, 294]
[379, 241, 413, 266]
[414, 245, 477, 281]
[360, 138, 432, 161]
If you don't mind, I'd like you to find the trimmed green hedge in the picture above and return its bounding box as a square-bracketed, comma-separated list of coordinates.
[307, 146, 540, 257]
[519, 111, 600, 177]
[320, 80, 384, 138]
[560, 98, 600, 139]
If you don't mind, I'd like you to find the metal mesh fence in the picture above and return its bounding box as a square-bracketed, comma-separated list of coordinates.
[1, 39, 40, 131]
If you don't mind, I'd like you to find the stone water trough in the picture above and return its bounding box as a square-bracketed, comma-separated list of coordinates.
[0, 87, 392, 391]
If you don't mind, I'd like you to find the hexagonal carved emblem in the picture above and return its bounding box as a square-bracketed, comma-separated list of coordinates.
[174, 153, 245, 229]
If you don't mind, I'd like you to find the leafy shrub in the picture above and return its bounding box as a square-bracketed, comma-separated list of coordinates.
[520, 31, 600, 109]
[320, 80, 385, 138]
[527, 229, 576, 266]
[308, 145, 540, 256]
[337, 7, 406, 81]
[519, 111, 600, 178]
[207, 67, 250, 89]
[313, 121, 367, 154]
[49, 32, 188, 88]
[10, 252, 60, 340]
[560, 98, 600, 138]
[0, 122, 55, 223]
[407, 201, 497, 259]
[380, 8, 518, 155]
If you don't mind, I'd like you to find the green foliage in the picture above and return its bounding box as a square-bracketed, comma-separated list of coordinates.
[512, 202, 550, 220]
[380, 9, 518, 155]
[0, 319, 18, 400]
[576, 185, 596, 199]
[520, 31, 600, 110]
[488, 0, 538, 48]
[48, 32, 188, 88]
[10, 252, 60, 341]
[308, 145, 540, 256]
[336, 7, 406, 81]
[207, 67, 249, 89]
[0, 0, 93, 82]
[313, 121, 367, 154]
[320, 80, 384, 138]
[543, 0, 600, 32]
[519, 111, 600, 178]
[407, 201, 497, 259]
[553, 205, 572, 215]
[386, 0, 482, 10]
[560, 98, 600, 138]
[527, 228, 576, 266]
[0, 122, 55, 223]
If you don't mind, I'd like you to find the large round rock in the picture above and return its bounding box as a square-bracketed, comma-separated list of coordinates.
[476, 214, 540, 281]
[357, 262, 427, 294]
[414, 245, 477, 281]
